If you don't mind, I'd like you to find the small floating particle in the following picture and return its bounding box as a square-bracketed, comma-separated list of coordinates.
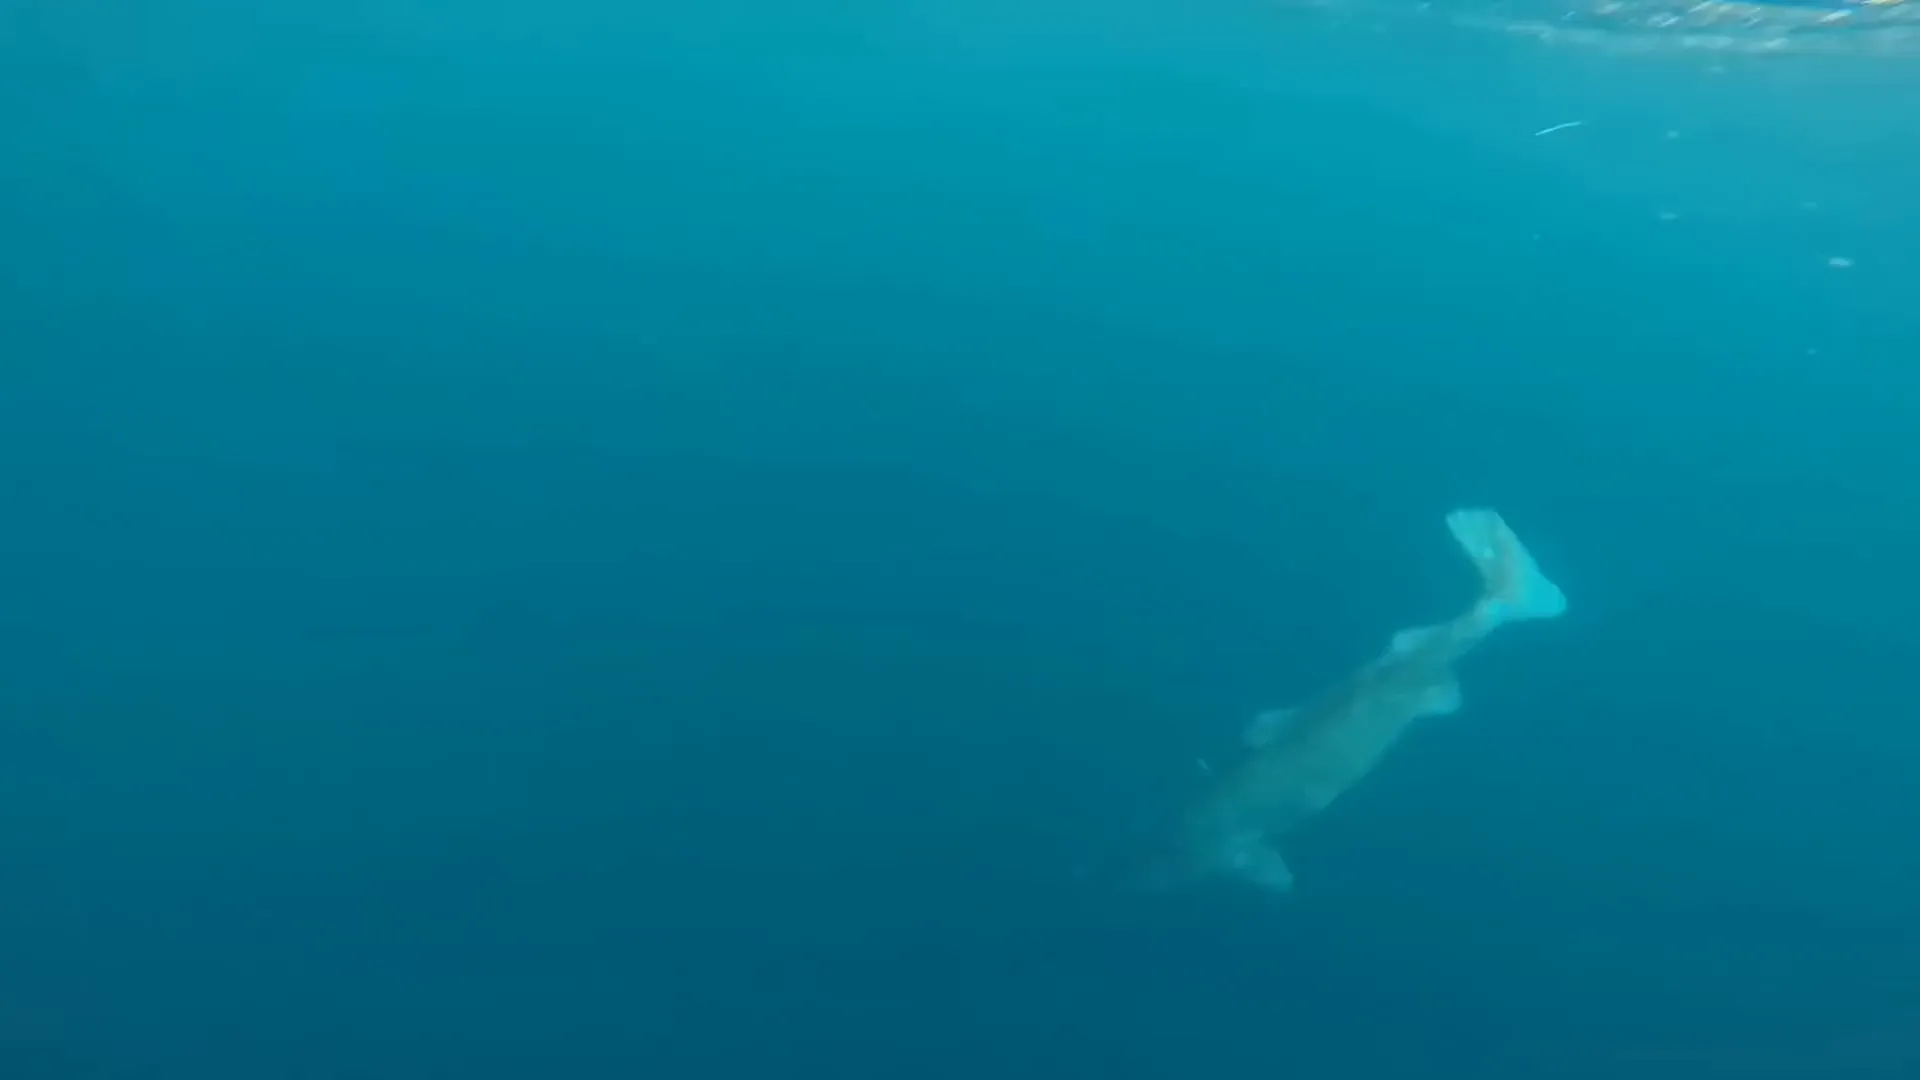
[1533, 120, 1585, 136]
[1827, 256, 1854, 269]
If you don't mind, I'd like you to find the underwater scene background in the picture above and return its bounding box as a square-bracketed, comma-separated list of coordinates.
[3, 1, 1918, 1077]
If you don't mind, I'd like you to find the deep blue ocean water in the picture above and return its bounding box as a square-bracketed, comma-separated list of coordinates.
[4, 2, 1920, 1077]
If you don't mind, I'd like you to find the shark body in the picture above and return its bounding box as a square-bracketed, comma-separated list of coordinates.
[1128, 508, 1567, 894]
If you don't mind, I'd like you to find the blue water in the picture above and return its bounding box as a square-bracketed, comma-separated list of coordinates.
[5, 2, 1920, 1077]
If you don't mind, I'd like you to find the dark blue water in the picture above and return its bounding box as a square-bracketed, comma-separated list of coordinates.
[4, 2, 1919, 1077]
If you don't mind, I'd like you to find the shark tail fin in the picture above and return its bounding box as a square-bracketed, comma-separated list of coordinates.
[1445, 508, 1567, 629]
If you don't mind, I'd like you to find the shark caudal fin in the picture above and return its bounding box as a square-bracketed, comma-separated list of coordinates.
[1445, 508, 1567, 628]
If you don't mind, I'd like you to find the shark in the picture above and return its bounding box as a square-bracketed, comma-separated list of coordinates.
[1123, 507, 1567, 895]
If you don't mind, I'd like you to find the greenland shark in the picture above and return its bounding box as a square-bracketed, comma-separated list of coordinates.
[1124, 508, 1567, 895]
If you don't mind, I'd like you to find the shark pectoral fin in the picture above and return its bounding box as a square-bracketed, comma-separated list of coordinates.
[1243, 707, 1298, 748]
[1230, 842, 1295, 893]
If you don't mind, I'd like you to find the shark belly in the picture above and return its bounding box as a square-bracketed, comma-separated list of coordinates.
[1255, 686, 1441, 817]
[1167, 683, 1447, 888]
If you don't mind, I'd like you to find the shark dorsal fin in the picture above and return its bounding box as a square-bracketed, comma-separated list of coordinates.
[1243, 706, 1299, 748]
